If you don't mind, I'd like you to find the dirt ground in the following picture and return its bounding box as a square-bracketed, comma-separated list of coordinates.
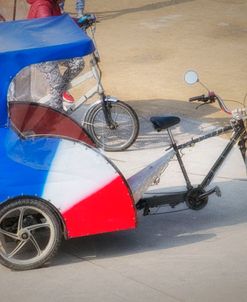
[83, 1, 247, 121]
[1, 0, 247, 123]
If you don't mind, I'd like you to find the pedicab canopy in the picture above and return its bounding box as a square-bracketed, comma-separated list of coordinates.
[0, 13, 95, 126]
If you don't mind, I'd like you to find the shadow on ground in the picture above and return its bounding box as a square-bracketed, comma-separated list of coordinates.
[51, 97, 245, 268]
[53, 178, 247, 268]
[129, 98, 230, 124]
[125, 98, 232, 151]
[94, 0, 195, 21]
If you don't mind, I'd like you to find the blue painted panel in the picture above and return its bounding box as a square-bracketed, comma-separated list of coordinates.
[0, 128, 60, 203]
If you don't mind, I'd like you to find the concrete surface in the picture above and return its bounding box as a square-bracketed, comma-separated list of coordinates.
[86, 0, 247, 118]
[1, 1, 247, 302]
[1, 116, 247, 302]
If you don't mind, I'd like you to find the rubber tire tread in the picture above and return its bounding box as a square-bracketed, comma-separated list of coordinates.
[0, 198, 62, 271]
[86, 100, 139, 151]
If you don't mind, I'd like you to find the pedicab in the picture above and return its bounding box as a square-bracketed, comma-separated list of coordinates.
[0, 14, 141, 270]
[1, 14, 244, 271]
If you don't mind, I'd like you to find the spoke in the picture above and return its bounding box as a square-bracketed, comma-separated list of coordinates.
[26, 222, 50, 232]
[111, 111, 118, 123]
[8, 240, 27, 259]
[114, 110, 121, 122]
[18, 207, 25, 232]
[0, 228, 19, 240]
[29, 234, 42, 256]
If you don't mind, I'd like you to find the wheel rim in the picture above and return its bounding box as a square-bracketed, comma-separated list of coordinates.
[0, 206, 56, 266]
[89, 103, 137, 150]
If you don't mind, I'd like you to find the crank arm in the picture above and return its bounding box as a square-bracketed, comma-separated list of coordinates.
[199, 186, 221, 199]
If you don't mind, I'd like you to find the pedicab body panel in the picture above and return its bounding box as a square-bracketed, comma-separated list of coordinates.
[0, 15, 137, 239]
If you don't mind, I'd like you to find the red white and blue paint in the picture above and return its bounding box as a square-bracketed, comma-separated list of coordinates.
[0, 127, 136, 238]
[0, 15, 137, 239]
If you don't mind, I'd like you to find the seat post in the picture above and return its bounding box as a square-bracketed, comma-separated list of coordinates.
[167, 128, 192, 190]
[167, 128, 176, 145]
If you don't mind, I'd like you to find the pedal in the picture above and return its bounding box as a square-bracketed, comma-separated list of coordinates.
[215, 186, 222, 197]
[199, 186, 221, 199]
[143, 206, 150, 216]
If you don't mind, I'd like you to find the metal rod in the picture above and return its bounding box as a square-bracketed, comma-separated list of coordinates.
[177, 125, 233, 150]
[13, 0, 17, 21]
[200, 126, 245, 188]
[167, 129, 192, 189]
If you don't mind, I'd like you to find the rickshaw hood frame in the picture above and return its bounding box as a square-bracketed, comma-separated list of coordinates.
[0, 14, 95, 126]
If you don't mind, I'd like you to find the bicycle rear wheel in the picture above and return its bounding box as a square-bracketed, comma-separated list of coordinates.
[85, 100, 139, 151]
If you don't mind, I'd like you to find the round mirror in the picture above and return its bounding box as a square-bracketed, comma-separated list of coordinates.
[184, 70, 199, 85]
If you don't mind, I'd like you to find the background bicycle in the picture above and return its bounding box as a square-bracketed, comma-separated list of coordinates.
[10, 14, 139, 152]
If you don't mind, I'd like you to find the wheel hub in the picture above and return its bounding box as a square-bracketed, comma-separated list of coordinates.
[185, 188, 208, 210]
[19, 229, 30, 241]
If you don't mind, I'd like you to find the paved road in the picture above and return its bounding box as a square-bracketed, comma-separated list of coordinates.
[1, 0, 247, 301]
[1, 114, 247, 302]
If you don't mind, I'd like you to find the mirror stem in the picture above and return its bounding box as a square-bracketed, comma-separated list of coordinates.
[198, 80, 210, 93]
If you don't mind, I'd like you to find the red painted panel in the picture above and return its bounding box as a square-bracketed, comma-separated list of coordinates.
[9, 102, 95, 147]
[62, 176, 137, 238]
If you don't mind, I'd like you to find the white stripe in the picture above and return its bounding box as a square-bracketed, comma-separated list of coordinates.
[42, 140, 118, 212]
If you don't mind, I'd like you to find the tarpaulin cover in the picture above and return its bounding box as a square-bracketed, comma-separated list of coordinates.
[0, 14, 95, 125]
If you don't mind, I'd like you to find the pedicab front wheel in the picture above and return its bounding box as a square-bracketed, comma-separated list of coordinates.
[85, 100, 139, 152]
[0, 198, 62, 271]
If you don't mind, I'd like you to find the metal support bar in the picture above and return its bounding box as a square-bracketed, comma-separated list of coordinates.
[136, 191, 188, 210]
[177, 125, 233, 150]
[200, 126, 245, 188]
[167, 129, 192, 190]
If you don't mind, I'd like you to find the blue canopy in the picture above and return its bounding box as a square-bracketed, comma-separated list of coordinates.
[0, 14, 95, 126]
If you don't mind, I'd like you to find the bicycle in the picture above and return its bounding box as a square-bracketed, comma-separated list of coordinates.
[134, 70, 247, 214]
[40, 14, 139, 152]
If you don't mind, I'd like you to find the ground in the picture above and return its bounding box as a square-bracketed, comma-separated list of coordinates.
[1, 0, 247, 120]
[0, 1, 247, 301]
[81, 0, 247, 122]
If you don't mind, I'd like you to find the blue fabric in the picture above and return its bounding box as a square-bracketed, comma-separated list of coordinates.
[0, 14, 95, 126]
[0, 128, 60, 204]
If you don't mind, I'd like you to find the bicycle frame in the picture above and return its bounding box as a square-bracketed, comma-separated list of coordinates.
[66, 52, 104, 114]
[131, 119, 246, 214]
[37, 50, 104, 111]
[63, 26, 119, 128]
[38, 44, 119, 129]
[183, 122, 245, 189]
[68, 65, 118, 128]
[20, 16, 139, 152]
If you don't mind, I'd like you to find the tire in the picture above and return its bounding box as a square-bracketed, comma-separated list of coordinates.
[85, 100, 139, 151]
[0, 198, 62, 270]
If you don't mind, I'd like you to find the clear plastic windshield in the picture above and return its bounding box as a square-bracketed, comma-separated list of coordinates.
[8, 65, 50, 104]
[7, 64, 95, 147]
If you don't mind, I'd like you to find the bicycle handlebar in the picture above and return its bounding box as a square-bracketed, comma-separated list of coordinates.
[186, 71, 246, 118]
[189, 91, 232, 115]
[189, 91, 218, 103]
[189, 94, 209, 102]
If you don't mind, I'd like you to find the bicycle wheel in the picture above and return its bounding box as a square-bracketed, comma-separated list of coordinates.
[85, 100, 139, 151]
[0, 198, 62, 270]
